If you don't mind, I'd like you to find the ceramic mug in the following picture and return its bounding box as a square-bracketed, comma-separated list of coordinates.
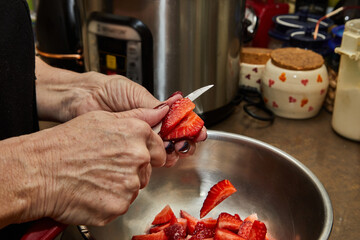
[261, 60, 329, 119]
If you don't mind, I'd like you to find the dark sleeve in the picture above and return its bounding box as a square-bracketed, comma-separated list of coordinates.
[0, 0, 39, 141]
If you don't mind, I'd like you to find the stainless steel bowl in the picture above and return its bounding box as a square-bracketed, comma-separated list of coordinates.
[61, 130, 333, 240]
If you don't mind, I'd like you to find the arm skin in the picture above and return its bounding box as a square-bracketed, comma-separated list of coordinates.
[0, 57, 207, 229]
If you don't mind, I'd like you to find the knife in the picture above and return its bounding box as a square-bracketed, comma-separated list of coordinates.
[152, 84, 214, 133]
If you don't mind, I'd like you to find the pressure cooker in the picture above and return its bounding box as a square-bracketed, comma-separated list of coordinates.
[36, 0, 247, 126]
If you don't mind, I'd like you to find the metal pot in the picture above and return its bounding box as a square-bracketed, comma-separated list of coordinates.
[60, 130, 333, 240]
[36, 0, 245, 125]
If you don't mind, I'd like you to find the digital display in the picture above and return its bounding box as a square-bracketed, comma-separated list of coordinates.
[97, 36, 127, 75]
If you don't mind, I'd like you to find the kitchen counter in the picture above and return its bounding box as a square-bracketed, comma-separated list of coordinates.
[210, 104, 360, 240]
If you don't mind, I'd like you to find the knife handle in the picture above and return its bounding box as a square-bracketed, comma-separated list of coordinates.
[21, 218, 67, 240]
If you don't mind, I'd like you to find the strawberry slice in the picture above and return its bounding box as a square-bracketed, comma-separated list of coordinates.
[132, 230, 168, 240]
[149, 222, 171, 234]
[164, 223, 187, 240]
[180, 210, 199, 235]
[248, 220, 267, 240]
[238, 221, 253, 239]
[190, 221, 216, 239]
[214, 228, 245, 240]
[217, 212, 243, 232]
[160, 98, 195, 138]
[200, 180, 237, 218]
[152, 205, 177, 225]
[163, 111, 204, 141]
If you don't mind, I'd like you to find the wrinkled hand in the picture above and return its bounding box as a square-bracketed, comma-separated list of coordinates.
[70, 73, 207, 164]
[28, 107, 172, 226]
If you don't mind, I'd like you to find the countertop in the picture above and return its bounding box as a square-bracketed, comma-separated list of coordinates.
[209, 104, 360, 240]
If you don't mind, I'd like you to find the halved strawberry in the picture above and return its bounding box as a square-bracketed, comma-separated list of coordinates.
[159, 98, 195, 138]
[149, 222, 171, 234]
[199, 218, 218, 229]
[152, 205, 177, 225]
[244, 213, 258, 223]
[180, 210, 199, 235]
[214, 228, 245, 240]
[217, 212, 243, 232]
[132, 230, 168, 240]
[163, 111, 204, 141]
[190, 221, 216, 239]
[248, 220, 267, 240]
[238, 221, 253, 239]
[200, 180, 237, 218]
[164, 223, 187, 240]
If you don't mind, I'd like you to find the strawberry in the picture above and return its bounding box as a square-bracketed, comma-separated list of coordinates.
[190, 221, 216, 239]
[160, 98, 195, 138]
[163, 111, 204, 141]
[217, 212, 243, 232]
[177, 218, 188, 232]
[214, 228, 245, 240]
[200, 180, 237, 218]
[199, 218, 218, 229]
[244, 213, 258, 223]
[238, 221, 253, 239]
[149, 222, 171, 234]
[248, 220, 267, 240]
[180, 210, 199, 235]
[152, 205, 177, 225]
[164, 223, 187, 240]
[132, 230, 168, 240]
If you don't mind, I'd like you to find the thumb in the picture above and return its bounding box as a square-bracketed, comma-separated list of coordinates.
[113, 105, 169, 127]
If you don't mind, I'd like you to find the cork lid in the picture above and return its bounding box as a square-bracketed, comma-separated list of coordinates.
[241, 47, 273, 65]
[270, 47, 324, 70]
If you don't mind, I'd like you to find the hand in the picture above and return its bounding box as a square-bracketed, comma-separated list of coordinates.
[35, 58, 207, 165]
[23, 107, 172, 226]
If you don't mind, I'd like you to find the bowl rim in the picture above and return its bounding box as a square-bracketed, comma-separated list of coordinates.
[207, 130, 333, 239]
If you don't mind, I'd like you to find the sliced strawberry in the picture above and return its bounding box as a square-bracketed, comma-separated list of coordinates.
[248, 220, 267, 240]
[238, 221, 253, 239]
[190, 221, 216, 239]
[199, 218, 218, 229]
[164, 223, 187, 240]
[160, 98, 195, 138]
[180, 210, 199, 235]
[200, 180, 237, 218]
[217, 212, 243, 232]
[214, 228, 245, 240]
[149, 222, 171, 234]
[132, 230, 168, 240]
[177, 218, 188, 232]
[152, 205, 177, 225]
[244, 213, 258, 223]
[163, 111, 204, 141]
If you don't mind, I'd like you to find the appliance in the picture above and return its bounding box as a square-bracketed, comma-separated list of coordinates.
[36, 0, 246, 126]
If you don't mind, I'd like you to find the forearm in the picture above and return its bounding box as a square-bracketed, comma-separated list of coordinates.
[0, 134, 45, 228]
[35, 57, 102, 122]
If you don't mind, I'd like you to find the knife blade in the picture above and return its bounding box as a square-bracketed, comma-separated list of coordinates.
[152, 84, 214, 133]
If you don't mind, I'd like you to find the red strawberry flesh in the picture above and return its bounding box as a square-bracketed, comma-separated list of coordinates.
[200, 180, 237, 218]
[152, 205, 177, 225]
[160, 98, 195, 138]
[163, 111, 204, 141]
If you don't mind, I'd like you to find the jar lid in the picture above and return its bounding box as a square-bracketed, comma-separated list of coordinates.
[240, 47, 272, 65]
[273, 12, 333, 34]
[288, 28, 331, 49]
[271, 47, 324, 70]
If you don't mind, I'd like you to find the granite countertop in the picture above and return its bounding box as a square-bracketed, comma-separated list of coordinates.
[210, 104, 360, 240]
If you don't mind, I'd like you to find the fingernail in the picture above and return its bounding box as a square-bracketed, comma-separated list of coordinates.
[179, 141, 190, 153]
[154, 103, 168, 109]
[167, 91, 183, 99]
[165, 141, 175, 154]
